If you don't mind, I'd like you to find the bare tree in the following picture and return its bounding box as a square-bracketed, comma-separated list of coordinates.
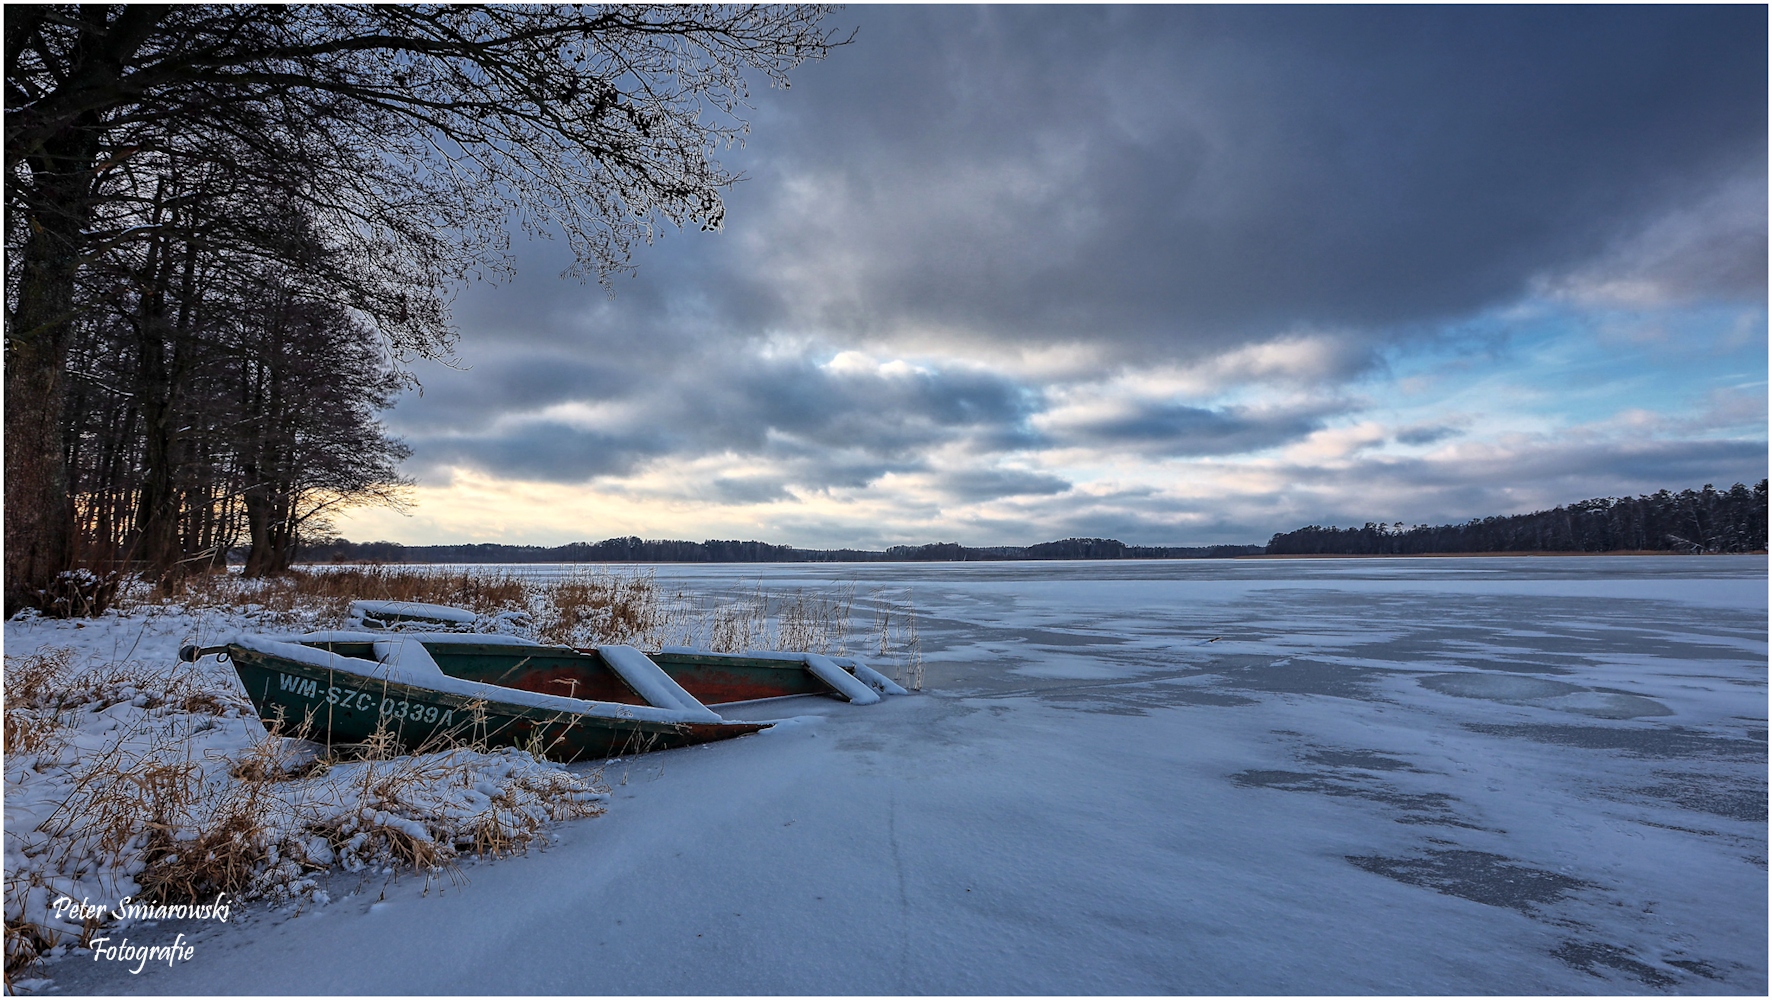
[227, 288, 412, 578]
[62, 171, 411, 587]
[6, 4, 840, 610]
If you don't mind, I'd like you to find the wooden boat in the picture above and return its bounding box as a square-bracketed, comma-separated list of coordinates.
[181, 628, 905, 763]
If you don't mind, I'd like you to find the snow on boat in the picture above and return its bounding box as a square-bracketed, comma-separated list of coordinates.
[180, 629, 906, 763]
[349, 599, 481, 629]
[348, 599, 531, 633]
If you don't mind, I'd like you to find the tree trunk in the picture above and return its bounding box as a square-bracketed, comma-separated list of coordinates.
[4, 127, 101, 612]
[241, 475, 277, 578]
[131, 224, 186, 585]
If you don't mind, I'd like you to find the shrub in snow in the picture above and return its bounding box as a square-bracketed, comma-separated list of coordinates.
[27, 568, 123, 619]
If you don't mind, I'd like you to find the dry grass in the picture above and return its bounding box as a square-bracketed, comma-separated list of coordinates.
[283, 566, 529, 612]
[776, 584, 857, 655]
[2, 648, 74, 755]
[705, 585, 770, 653]
[527, 569, 880, 661]
[128, 566, 531, 630]
[691, 582, 859, 655]
[27, 568, 124, 618]
[4, 647, 240, 733]
[534, 568, 676, 648]
[7, 649, 257, 918]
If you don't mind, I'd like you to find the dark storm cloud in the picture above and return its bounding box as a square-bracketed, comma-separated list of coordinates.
[446, 6, 1766, 358]
[412, 420, 668, 482]
[1463, 438, 1770, 494]
[442, 2, 1767, 364]
[1050, 401, 1330, 457]
[393, 342, 1044, 484]
[708, 4, 1765, 351]
[707, 476, 792, 504]
[409, 353, 633, 418]
[922, 481, 1265, 547]
[933, 467, 1072, 503]
[1393, 425, 1461, 447]
[729, 356, 1038, 456]
[1549, 172, 1768, 305]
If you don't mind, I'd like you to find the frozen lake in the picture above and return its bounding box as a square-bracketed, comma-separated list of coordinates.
[48, 556, 1768, 994]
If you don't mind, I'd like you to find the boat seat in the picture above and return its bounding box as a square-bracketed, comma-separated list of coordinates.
[597, 645, 723, 723]
[802, 653, 881, 704]
[371, 638, 450, 686]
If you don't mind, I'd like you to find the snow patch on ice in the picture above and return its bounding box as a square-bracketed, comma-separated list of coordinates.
[755, 715, 828, 734]
[1419, 672, 1674, 718]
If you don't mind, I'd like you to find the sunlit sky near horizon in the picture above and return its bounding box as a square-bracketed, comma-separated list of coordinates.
[333, 5, 1767, 549]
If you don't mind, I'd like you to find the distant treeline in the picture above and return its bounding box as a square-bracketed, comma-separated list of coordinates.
[296, 536, 1266, 564]
[1265, 481, 1769, 555]
[294, 481, 1768, 565]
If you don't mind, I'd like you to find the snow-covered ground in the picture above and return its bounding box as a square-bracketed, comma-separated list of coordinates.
[2, 599, 611, 992]
[12, 556, 1766, 994]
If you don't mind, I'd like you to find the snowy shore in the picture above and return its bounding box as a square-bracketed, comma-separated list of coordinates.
[9, 556, 1766, 994]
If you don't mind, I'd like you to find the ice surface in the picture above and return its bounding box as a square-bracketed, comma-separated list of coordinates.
[1418, 671, 1676, 718]
[21, 556, 1768, 995]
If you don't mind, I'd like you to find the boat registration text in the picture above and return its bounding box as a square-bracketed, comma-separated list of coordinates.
[275, 672, 457, 725]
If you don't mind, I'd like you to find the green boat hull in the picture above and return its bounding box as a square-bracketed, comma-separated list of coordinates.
[424, 644, 832, 706]
[225, 644, 767, 763]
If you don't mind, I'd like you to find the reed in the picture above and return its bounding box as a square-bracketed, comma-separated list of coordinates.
[868, 590, 925, 690]
[533, 567, 677, 648]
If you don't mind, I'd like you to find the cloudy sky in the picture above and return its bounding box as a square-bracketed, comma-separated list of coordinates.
[335, 5, 1767, 549]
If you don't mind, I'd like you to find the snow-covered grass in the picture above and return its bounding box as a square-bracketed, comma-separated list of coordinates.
[0, 612, 608, 987]
[3, 566, 927, 988]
